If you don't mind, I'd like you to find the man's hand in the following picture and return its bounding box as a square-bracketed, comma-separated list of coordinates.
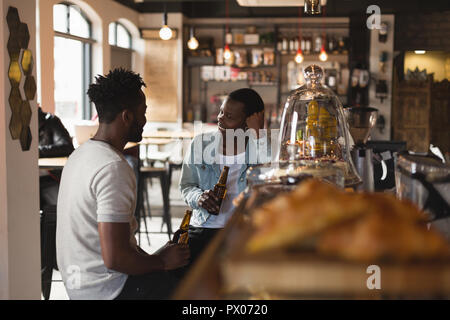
[198, 190, 220, 214]
[99, 222, 171, 275]
[171, 229, 184, 243]
[156, 242, 190, 270]
[246, 111, 265, 138]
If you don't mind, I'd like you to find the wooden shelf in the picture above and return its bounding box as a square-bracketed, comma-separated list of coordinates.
[279, 52, 348, 63]
[238, 65, 277, 69]
[279, 52, 348, 56]
[228, 44, 275, 48]
[183, 20, 351, 124]
[188, 64, 277, 69]
[202, 80, 277, 86]
[249, 82, 278, 86]
[281, 90, 347, 97]
[202, 79, 247, 83]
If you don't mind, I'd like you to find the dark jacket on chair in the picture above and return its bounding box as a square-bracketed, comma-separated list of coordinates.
[38, 107, 74, 158]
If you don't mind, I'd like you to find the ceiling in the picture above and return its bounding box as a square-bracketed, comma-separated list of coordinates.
[114, 0, 450, 18]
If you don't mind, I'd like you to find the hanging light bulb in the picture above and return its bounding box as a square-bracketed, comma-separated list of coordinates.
[296, 7, 304, 64]
[159, 25, 172, 40]
[187, 27, 199, 50]
[304, 0, 322, 15]
[295, 48, 304, 64]
[223, 44, 232, 60]
[159, 10, 172, 40]
[318, 5, 327, 61]
[223, 0, 231, 61]
[319, 45, 328, 61]
[187, 36, 199, 50]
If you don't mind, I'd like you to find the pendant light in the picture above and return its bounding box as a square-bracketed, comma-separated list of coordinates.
[159, 4, 172, 40]
[187, 27, 199, 50]
[295, 6, 304, 64]
[304, 0, 322, 15]
[223, 0, 232, 60]
[318, 4, 328, 61]
[319, 45, 328, 61]
[223, 44, 232, 60]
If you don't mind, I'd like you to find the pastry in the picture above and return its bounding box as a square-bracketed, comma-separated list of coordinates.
[246, 179, 367, 253]
[245, 179, 450, 262]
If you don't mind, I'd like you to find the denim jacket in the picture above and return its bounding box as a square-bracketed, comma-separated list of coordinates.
[179, 130, 272, 226]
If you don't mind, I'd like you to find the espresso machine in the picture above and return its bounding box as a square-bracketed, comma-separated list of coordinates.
[344, 107, 378, 191]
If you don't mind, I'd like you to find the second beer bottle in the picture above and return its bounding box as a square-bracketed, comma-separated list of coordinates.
[209, 165, 229, 215]
[177, 209, 192, 244]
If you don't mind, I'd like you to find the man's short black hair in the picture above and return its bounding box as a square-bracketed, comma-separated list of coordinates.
[87, 68, 146, 123]
[228, 88, 264, 117]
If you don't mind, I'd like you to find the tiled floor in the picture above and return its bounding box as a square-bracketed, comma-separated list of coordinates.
[44, 169, 189, 300]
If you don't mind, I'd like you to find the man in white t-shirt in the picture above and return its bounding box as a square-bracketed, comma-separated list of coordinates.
[56, 69, 189, 300]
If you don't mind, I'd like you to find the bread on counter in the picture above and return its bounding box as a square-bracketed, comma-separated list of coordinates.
[246, 179, 450, 262]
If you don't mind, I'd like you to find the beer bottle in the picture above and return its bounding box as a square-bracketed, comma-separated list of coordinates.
[178, 209, 192, 244]
[210, 166, 229, 215]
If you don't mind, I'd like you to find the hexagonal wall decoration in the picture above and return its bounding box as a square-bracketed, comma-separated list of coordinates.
[7, 33, 21, 60]
[20, 100, 32, 128]
[24, 76, 36, 101]
[17, 23, 30, 49]
[6, 6, 35, 151]
[20, 49, 33, 76]
[9, 110, 22, 140]
[8, 86, 22, 113]
[6, 6, 20, 30]
[8, 60, 21, 87]
[20, 126, 32, 151]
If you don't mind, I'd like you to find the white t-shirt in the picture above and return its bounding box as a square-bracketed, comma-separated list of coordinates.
[56, 140, 138, 300]
[192, 152, 246, 229]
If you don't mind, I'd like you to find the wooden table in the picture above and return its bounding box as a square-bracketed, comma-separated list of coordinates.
[39, 157, 68, 170]
[140, 137, 175, 146]
[142, 130, 194, 140]
[38, 142, 139, 170]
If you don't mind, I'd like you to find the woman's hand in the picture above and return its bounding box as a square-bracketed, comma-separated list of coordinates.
[246, 111, 265, 138]
[198, 190, 220, 215]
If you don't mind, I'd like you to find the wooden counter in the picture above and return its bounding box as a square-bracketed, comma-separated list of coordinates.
[173, 191, 450, 300]
[173, 200, 246, 300]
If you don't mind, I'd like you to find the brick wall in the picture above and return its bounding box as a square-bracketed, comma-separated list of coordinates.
[395, 11, 450, 51]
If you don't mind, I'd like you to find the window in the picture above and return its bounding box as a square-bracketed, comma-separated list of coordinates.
[53, 3, 93, 125]
[109, 22, 133, 71]
[109, 22, 132, 49]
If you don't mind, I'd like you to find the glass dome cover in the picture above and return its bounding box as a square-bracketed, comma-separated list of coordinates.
[276, 64, 361, 187]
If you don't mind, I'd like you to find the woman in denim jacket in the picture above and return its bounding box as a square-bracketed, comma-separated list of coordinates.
[179, 88, 271, 265]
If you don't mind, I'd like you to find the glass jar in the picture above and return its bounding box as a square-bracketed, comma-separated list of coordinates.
[275, 64, 361, 187]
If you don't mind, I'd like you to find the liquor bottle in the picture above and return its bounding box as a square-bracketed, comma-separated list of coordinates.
[277, 39, 283, 53]
[314, 35, 322, 53]
[304, 35, 312, 54]
[289, 38, 295, 54]
[210, 166, 229, 215]
[328, 35, 335, 53]
[177, 209, 192, 244]
[282, 38, 288, 54]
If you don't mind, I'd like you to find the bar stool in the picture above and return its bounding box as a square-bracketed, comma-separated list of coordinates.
[40, 205, 57, 300]
[135, 159, 173, 246]
[168, 160, 183, 192]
